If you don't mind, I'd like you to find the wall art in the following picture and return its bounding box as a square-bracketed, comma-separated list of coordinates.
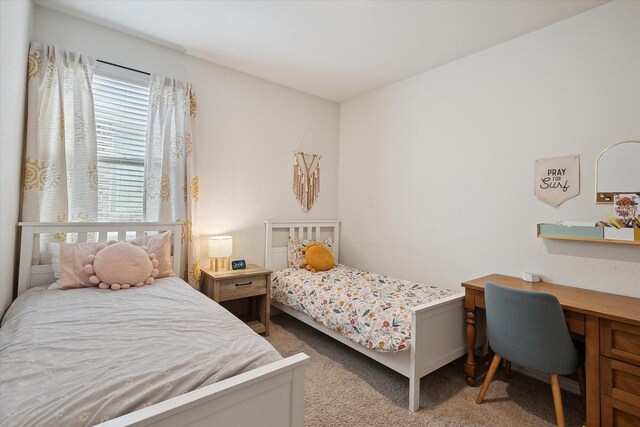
[293, 152, 320, 212]
[534, 155, 580, 206]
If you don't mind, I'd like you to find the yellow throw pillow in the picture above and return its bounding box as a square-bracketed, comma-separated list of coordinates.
[302, 243, 335, 272]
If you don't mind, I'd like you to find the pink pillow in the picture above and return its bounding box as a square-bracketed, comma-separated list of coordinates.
[132, 231, 173, 278]
[84, 242, 159, 290]
[49, 242, 100, 289]
[48, 230, 173, 289]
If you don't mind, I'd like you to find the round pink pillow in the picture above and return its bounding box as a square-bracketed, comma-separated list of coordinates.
[84, 242, 159, 290]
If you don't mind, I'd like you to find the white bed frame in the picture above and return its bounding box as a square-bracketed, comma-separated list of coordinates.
[16, 222, 309, 427]
[265, 220, 467, 412]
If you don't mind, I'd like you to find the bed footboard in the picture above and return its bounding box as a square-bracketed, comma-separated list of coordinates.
[273, 294, 467, 412]
[408, 293, 467, 411]
[99, 353, 309, 427]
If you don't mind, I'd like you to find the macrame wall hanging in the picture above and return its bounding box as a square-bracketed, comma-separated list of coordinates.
[293, 152, 321, 212]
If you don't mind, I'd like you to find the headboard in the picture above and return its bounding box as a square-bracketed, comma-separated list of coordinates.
[17, 222, 183, 296]
[264, 220, 340, 271]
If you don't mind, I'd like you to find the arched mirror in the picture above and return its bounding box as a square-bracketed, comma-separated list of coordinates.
[595, 140, 640, 203]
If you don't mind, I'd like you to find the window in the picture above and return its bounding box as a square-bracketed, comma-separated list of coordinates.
[93, 62, 150, 222]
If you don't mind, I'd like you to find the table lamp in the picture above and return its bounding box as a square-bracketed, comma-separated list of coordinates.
[208, 235, 232, 271]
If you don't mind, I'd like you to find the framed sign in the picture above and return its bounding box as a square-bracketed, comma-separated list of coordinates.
[534, 155, 580, 206]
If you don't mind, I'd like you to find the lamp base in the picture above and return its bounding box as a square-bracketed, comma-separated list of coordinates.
[210, 257, 231, 271]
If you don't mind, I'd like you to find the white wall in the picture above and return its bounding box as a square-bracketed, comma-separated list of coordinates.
[1, 0, 33, 317]
[31, 6, 340, 268]
[338, 1, 640, 297]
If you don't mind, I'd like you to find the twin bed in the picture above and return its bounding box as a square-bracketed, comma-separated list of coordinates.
[1, 219, 468, 426]
[264, 220, 467, 412]
[2, 222, 308, 427]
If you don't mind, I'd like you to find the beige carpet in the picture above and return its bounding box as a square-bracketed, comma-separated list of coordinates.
[266, 314, 584, 427]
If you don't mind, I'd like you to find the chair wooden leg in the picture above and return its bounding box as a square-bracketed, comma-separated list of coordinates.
[504, 360, 512, 379]
[476, 354, 502, 404]
[550, 374, 565, 427]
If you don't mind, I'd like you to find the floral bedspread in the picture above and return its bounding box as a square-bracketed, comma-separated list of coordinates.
[272, 265, 455, 352]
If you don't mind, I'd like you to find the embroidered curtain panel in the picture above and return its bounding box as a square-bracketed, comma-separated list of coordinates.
[22, 45, 201, 287]
[23, 43, 98, 226]
[145, 75, 200, 286]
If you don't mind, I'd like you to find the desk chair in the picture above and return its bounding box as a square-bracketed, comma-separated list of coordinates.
[475, 282, 584, 427]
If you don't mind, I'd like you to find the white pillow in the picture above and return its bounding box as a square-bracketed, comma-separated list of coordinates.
[47, 242, 62, 280]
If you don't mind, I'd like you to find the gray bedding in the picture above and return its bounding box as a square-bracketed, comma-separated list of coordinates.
[0, 277, 282, 426]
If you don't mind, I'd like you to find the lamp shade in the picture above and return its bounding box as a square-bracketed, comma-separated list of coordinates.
[208, 236, 232, 258]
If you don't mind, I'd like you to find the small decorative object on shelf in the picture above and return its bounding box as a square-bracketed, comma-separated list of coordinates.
[614, 193, 639, 225]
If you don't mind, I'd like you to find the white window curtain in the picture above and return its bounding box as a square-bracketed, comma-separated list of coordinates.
[22, 43, 98, 256]
[145, 75, 200, 286]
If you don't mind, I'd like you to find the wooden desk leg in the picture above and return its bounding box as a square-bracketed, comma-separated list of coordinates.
[585, 315, 599, 427]
[464, 306, 477, 386]
[504, 360, 512, 379]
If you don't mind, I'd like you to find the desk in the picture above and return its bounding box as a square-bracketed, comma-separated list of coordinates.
[462, 274, 640, 427]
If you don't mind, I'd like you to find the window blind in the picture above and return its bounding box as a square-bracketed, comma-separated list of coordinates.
[93, 63, 150, 222]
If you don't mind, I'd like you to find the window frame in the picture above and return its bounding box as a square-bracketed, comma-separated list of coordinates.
[93, 61, 151, 222]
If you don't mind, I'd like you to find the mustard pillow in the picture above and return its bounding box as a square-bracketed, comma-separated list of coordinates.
[302, 243, 335, 272]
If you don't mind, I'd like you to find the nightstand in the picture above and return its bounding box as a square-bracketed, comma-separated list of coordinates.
[201, 264, 271, 336]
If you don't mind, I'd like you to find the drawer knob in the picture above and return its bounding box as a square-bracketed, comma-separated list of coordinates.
[236, 281, 253, 287]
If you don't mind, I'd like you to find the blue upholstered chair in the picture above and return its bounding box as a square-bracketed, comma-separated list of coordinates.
[475, 282, 585, 427]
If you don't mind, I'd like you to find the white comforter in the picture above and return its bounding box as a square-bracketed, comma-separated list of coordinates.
[0, 277, 281, 426]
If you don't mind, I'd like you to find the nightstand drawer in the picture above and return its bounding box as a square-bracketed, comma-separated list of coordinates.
[218, 276, 267, 301]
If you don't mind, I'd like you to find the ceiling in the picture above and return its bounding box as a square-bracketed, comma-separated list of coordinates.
[36, 0, 608, 102]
